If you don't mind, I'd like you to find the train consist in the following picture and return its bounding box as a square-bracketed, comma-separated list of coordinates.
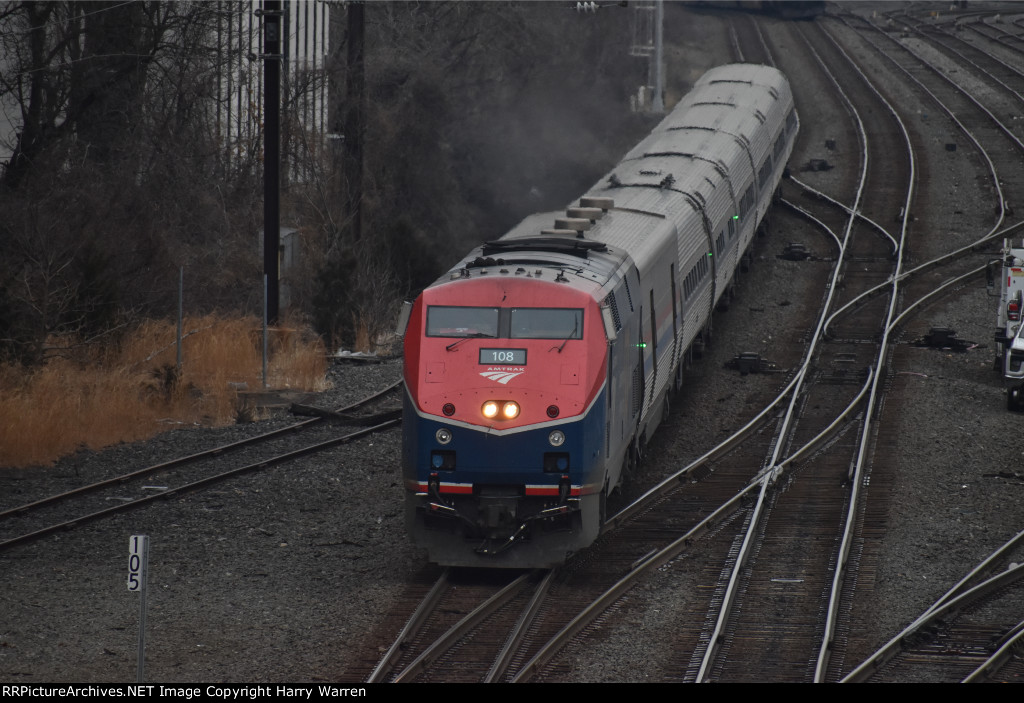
[400, 64, 798, 567]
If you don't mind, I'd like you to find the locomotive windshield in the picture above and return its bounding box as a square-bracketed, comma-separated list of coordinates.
[511, 308, 583, 340]
[426, 306, 583, 340]
[426, 306, 499, 337]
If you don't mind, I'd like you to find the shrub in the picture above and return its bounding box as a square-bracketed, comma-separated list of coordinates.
[0, 315, 327, 468]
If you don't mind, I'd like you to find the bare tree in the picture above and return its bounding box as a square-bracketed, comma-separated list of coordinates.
[0, 1, 267, 362]
[0, 1, 649, 357]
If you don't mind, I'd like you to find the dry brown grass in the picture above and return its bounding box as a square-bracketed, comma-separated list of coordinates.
[0, 315, 328, 469]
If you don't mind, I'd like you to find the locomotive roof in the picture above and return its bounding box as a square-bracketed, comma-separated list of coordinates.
[443, 210, 634, 297]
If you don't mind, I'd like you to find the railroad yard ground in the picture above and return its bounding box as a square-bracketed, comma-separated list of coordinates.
[3, 1, 1024, 684]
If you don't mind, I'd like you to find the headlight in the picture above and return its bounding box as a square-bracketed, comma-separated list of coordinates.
[549, 430, 565, 447]
[435, 428, 452, 444]
[483, 400, 520, 420]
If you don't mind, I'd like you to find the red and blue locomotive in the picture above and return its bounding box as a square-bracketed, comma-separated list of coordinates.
[401, 64, 798, 567]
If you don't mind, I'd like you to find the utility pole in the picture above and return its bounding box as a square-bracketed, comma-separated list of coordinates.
[258, 0, 283, 325]
[652, 0, 664, 112]
[344, 1, 365, 241]
[628, 1, 664, 113]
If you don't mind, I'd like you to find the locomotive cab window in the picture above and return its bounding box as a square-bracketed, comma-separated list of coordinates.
[427, 306, 499, 337]
[510, 308, 583, 339]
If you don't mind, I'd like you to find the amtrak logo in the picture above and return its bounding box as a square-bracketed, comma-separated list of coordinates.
[480, 367, 524, 384]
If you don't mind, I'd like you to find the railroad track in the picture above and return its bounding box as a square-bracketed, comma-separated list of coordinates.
[349, 7, 1024, 683]
[0, 381, 402, 552]
[643, 15, 917, 681]
[703, 10, 1024, 681]
[524, 9, 1024, 681]
[365, 568, 554, 683]
[844, 528, 1024, 683]
[815, 6, 1024, 681]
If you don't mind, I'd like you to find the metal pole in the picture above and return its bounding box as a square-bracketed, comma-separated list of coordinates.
[652, 0, 664, 113]
[176, 267, 183, 372]
[263, 274, 269, 389]
[345, 1, 364, 241]
[261, 0, 282, 325]
[137, 537, 148, 683]
[128, 535, 150, 684]
[281, 1, 290, 188]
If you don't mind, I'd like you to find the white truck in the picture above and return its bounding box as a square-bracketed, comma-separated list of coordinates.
[993, 239, 1024, 410]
